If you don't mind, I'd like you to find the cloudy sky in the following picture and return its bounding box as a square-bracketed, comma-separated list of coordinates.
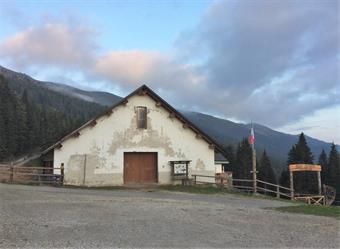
[0, 0, 339, 143]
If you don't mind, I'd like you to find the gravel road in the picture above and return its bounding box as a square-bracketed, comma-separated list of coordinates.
[0, 183, 339, 248]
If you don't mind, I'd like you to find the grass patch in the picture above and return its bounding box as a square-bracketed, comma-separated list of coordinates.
[273, 205, 340, 219]
[63, 185, 129, 191]
[159, 184, 232, 194]
[160, 184, 276, 198]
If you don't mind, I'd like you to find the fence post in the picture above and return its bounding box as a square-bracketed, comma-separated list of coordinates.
[276, 185, 280, 198]
[193, 175, 196, 185]
[60, 163, 64, 186]
[10, 162, 14, 183]
[289, 171, 294, 200]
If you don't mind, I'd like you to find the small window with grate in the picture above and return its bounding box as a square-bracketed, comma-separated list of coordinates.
[136, 106, 147, 129]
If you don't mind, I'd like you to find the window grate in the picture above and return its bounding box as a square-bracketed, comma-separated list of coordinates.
[136, 106, 147, 129]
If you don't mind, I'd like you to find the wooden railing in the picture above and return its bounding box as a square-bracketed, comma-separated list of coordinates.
[192, 174, 216, 184]
[256, 179, 292, 198]
[232, 178, 254, 192]
[191, 174, 336, 205]
[0, 165, 64, 186]
[192, 174, 294, 200]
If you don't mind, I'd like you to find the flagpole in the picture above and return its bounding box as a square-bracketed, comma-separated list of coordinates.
[251, 123, 257, 193]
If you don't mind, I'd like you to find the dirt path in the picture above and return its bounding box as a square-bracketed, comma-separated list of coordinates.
[0, 184, 339, 248]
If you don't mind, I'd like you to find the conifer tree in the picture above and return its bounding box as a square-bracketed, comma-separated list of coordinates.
[223, 145, 235, 172]
[327, 143, 340, 200]
[234, 138, 252, 181]
[258, 150, 276, 184]
[318, 150, 328, 184]
[280, 133, 316, 194]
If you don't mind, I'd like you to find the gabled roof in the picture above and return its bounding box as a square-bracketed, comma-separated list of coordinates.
[215, 152, 229, 163]
[42, 84, 226, 155]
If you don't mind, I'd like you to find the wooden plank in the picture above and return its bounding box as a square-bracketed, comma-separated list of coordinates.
[289, 164, 321, 172]
[14, 173, 61, 177]
[232, 185, 253, 190]
[257, 187, 279, 194]
[12, 167, 60, 170]
[192, 174, 215, 178]
[256, 179, 292, 191]
[232, 179, 253, 182]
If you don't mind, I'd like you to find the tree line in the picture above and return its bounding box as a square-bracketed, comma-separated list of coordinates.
[0, 75, 91, 161]
[224, 133, 340, 200]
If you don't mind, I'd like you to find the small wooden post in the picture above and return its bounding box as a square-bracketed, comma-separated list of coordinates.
[185, 162, 189, 186]
[290, 171, 294, 200]
[10, 162, 14, 183]
[276, 185, 280, 198]
[193, 175, 197, 185]
[60, 163, 64, 186]
[252, 149, 257, 193]
[317, 171, 322, 195]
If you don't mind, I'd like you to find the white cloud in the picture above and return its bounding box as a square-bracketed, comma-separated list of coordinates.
[0, 0, 338, 142]
[93, 51, 164, 86]
[0, 22, 97, 69]
[278, 105, 340, 144]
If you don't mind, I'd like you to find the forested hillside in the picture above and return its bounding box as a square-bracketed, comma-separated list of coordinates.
[0, 75, 105, 162]
[182, 111, 337, 175]
[0, 65, 338, 176]
[0, 66, 121, 107]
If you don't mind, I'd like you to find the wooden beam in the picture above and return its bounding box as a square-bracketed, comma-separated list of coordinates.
[168, 113, 176, 119]
[155, 102, 162, 107]
[90, 120, 97, 127]
[290, 171, 294, 200]
[122, 99, 128, 105]
[317, 171, 322, 195]
[182, 123, 188, 129]
[196, 134, 202, 139]
[106, 109, 113, 116]
[56, 143, 63, 149]
[72, 132, 80, 138]
[209, 144, 215, 149]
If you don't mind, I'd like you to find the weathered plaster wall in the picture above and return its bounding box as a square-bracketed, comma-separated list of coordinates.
[54, 94, 215, 186]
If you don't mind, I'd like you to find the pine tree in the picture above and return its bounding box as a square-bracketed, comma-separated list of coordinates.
[258, 150, 276, 184]
[0, 74, 106, 163]
[234, 138, 252, 181]
[279, 170, 289, 188]
[327, 143, 340, 200]
[223, 145, 235, 172]
[280, 133, 316, 194]
[318, 150, 328, 184]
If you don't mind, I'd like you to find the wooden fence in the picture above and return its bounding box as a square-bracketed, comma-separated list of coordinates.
[0, 164, 64, 186]
[192, 174, 293, 199]
[192, 174, 336, 205]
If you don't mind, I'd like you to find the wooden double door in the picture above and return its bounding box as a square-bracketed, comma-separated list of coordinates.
[124, 152, 158, 184]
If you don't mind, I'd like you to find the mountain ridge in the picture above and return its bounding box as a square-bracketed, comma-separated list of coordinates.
[0, 65, 337, 174]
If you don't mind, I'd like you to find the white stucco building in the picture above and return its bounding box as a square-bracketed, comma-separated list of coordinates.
[42, 85, 226, 186]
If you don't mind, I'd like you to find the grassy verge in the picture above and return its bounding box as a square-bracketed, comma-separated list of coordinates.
[63, 185, 129, 191]
[159, 184, 233, 194]
[159, 185, 283, 199]
[272, 205, 340, 219]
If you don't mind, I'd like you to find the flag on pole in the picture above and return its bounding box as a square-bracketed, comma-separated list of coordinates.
[249, 125, 255, 146]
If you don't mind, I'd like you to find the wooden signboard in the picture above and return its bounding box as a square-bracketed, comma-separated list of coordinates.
[289, 164, 323, 197]
[289, 164, 321, 172]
